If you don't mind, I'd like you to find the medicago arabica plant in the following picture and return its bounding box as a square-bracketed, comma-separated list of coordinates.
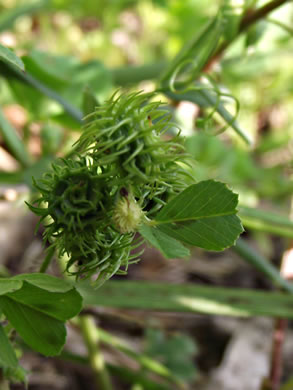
[28, 91, 243, 286]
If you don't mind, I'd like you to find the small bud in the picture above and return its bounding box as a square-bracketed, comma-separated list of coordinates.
[113, 196, 143, 234]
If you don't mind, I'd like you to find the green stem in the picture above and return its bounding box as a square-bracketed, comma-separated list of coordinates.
[98, 327, 183, 387]
[78, 315, 113, 390]
[57, 256, 113, 390]
[39, 246, 56, 273]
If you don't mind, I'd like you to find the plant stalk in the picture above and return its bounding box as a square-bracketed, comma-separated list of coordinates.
[239, 0, 291, 32]
[78, 315, 113, 390]
[269, 318, 288, 390]
[205, 0, 291, 71]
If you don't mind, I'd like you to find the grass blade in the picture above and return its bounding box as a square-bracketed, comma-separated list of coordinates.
[233, 238, 293, 293]
[78, 279, 293, 318]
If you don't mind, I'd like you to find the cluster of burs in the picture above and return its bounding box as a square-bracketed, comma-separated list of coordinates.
[30, 92, 191, 286]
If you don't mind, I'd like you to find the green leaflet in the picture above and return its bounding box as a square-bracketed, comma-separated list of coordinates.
[157, 215, 243, 251]
[0, 279, 22, 296]
[0, 296, 66, 356]
[139, 224, 190, 259]
[155, 180, 238, 222]
[4, 281, 82, 321]
[12, 273, 75, 293]
[153, 180, 243, 251]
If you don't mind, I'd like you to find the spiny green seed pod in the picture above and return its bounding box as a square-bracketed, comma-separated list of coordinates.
[28, 91, 193, 286]
[28, 162, 139, 285]
[74, 91, 193, 216]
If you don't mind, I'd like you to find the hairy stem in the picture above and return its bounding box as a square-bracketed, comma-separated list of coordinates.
[239, 0, 290, 32]
[111, 1, 291, 86]
[78, 315, 113, 390]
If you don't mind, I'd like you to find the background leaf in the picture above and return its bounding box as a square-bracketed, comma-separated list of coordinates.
[0, 0, 48, 32]
[222, 0, 245, 40]
[0, 295, 66, 356]
[0, 106, 32, 167]
[161, 15, 223, 83]
[0, 278, 83, 356]
[0, 44, 24, 71]
[4, 281, 82, 321]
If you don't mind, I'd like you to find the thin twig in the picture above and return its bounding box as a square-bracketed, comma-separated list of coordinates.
[239, 0, 291, 32]
[269, 243, 293, 390]
[269, 319, 288, 390]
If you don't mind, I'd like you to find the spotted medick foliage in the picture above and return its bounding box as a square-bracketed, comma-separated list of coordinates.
[28, 91, 193, 286]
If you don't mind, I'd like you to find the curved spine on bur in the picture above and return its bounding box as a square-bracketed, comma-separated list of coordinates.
[28, 91, 193, 286]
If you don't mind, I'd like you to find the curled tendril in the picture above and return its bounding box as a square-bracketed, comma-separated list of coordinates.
[165, 60, 240, 136]
[27, 91, 193, 286]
